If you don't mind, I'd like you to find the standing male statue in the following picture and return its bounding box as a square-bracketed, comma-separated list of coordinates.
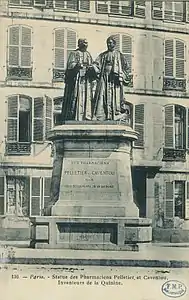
[61, 38, 95, 121]
[92, 36, 130, 121]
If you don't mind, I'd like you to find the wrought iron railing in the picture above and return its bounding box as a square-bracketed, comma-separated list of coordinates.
[162, 148, 186, 162]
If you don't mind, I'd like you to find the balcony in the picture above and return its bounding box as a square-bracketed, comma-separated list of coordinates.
[162, 148, 186, 162]
[6, 142, 31, 156]
[163, 77, 186, 92]
[53, 69, 65, 82]
[7, 67, 32, 81]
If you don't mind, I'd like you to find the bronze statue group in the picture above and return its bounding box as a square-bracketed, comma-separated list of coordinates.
[61, 36, 130, 123]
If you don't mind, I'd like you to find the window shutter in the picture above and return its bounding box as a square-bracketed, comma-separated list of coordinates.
[21, 26, 32, 67]
[165, 182, 174, 218]
[43, 177, 51, 209]
[152, 1, 163, 19]
[164, 39, 174, 77]
[134, 0, 146, 18]
[122, 35, 132, 74]
[121, 0, 132, 16]
[175, 40, 185, 79]
[34, 0, 46, 5]
[174, 2, 184, 22]
[45, 96, 52, 139]
[54, 0, 64, 9]
[54, 29, 65, 69]
[7, 96, 19, 142]
[9, 26, 19, 67]
[110, 1, 119, 14]
[79, 0, 90, 11]
[164, 105, 174, 148]
[31, 177, 41, 216]
[67, 30, 77, 62]
[185, 182, 189, 219]
[164, 1, 173, 21]
[9, 0, 32, 4]
[67, 0, 77, 10]
[112, 33, 120, 50]
[33, 97, 44, 142]
[134, 104, 144, 147]
[186, 2, 189, 22]
[0, 177, 5, 215]
[96, 1, 109, 13]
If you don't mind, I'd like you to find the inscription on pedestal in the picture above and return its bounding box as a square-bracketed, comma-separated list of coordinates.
[59, 159, 119, 202]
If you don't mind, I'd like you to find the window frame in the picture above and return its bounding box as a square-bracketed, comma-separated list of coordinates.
[152, 1, 185, 22]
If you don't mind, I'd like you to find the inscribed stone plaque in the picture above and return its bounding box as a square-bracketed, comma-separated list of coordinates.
[59, 159, 120, 202]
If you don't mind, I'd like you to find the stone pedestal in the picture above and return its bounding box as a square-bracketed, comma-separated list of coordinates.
[30, 122, 152, 250]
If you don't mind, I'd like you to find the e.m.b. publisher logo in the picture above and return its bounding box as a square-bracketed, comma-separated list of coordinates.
[162, 280, 186, 298]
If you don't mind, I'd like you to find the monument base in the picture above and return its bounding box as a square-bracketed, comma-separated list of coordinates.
[30, 216, 152, 251]
[30, 123, 152, 251]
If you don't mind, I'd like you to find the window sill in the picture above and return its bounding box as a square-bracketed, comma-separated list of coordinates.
[162, 148, 186, 162]
[8, 5, 33, 9]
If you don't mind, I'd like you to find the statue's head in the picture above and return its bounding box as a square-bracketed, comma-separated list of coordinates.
[107, 36, 116, 51]
[78, 38, 88, 52]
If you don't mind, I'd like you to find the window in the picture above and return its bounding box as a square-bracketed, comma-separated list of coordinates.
[165, 181, 189, 220]
[134, 104, 144, 147]
[9, 0, 32, 6]
[53, 0, 90, 11]
[34, 0, 47, 6]
[0, 176, 51, 217]
[31, 177, 51, 216]
[163, 39, 186, 91]
[96, 1, 146, 18]
[152, 1, 184, 22]
[53, 28, 77, 81]
[163, 105, 187, 161]
[6, 95, 53, 155]
[7, 25, 32, 80]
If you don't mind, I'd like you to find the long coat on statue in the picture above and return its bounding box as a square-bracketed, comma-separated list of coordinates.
[61, 49, 94, 121]
[92, 49, 129, 121]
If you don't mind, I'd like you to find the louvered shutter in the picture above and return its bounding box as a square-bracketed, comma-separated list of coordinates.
[67, 30, 77, 63]
[134, 0, 146, 18]
[33, 97, 44, 142]
[110, 1, 119, 14]
[54, 29, 65, 70]
[122, 35, 132, 74]
[152, 1, 163, 19]
[174, 2, 184, 22]
[134, 104, 144, 147]
[79, 0, 90, 11]
[9, 26, 19, 67]
[112, 34, 120, 50]
[67, 0, 77, 10]
[185, 182, 189, 219]
[43, 177, 51, 209]
[7, 96, 19, 142]
[154, 181, 160, 223]
[31, 177, 41, 216]
[121, 0, 131, 15]
[165, 39, 174, 77]
[21, 26, 32, 67]
[164, 1, 173, 21]
[96, 1, 109, 13]
[164, 105, 174, 148]
[0, 177, 5, 215]
[176, 40, 185, 79]
[186, 2, 189, 22]
[165, 182, 174, 218]
[45, 96, 52, 139]
[34, 0, 46, 5]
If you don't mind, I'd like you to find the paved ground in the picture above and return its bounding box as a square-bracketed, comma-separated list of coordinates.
[0, 242, 189, 267]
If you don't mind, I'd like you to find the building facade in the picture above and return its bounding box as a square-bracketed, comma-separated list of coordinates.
[0, 0, 189, 242]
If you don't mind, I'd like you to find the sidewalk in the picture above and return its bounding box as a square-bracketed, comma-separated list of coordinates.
[1, 242, 189, 267]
